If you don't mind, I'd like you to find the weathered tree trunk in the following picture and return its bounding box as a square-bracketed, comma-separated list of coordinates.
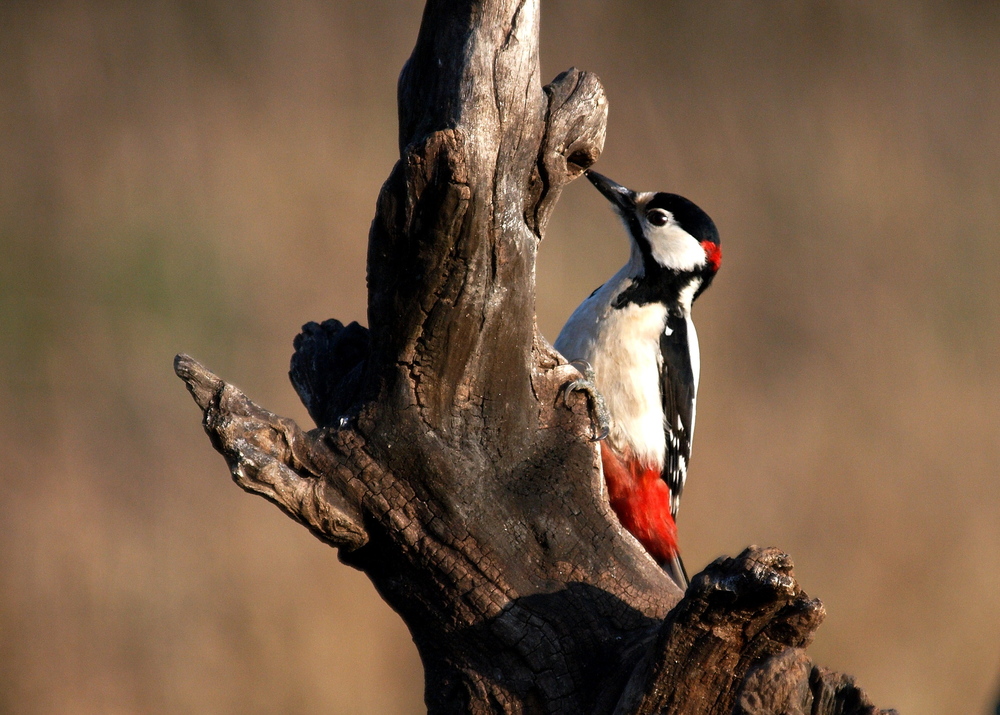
[175, 1, 895, 713]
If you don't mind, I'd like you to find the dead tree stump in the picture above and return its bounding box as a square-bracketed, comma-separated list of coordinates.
[175, 1, 896, 713]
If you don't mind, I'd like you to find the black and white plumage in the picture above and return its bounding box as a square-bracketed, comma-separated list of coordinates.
[555, 170, 720, 584]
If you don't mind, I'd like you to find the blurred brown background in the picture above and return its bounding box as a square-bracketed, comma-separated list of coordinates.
[2, 1, 998, 713]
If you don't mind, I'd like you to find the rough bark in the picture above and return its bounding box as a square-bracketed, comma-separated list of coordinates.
[175, 1, 896, 713]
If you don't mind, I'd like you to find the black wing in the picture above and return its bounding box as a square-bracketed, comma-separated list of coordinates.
[659, 311, 697, 519]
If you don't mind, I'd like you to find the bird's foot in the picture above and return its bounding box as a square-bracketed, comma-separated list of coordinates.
[561, 360, 611, 442]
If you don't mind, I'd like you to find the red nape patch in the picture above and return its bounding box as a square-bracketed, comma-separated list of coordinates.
[701, 241, 722, 272]
[601, 447, 679, 564]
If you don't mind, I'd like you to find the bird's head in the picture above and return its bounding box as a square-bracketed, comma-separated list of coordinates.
[585, 170, 721, 284]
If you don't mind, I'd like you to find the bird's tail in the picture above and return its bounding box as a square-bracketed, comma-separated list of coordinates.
[663, 552, 689, 591]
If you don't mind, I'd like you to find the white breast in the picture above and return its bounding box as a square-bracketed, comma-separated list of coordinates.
[555, 266, 669, 469]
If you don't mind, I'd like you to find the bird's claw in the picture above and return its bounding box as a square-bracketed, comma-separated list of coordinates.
[561, 360, 612, 442]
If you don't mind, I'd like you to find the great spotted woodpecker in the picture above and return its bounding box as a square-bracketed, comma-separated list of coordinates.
[555, 171, 721, 588]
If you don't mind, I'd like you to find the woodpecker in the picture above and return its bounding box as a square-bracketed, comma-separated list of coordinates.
[555, 170, 721, 588]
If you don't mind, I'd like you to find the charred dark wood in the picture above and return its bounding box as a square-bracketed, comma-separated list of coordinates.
[612, 547, 895, 715]
[175, 1, 895, 713]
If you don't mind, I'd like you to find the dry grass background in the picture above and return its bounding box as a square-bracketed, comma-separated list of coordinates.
[1, 1, 998, 713]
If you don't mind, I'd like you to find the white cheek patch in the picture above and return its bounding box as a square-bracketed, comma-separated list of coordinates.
[647, 225, 707, 272]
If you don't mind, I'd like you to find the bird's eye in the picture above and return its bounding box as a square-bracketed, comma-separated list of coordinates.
[646, 209, 671, 227]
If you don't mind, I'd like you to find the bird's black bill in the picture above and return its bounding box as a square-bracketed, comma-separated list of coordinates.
[585, 170, 637, 213]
